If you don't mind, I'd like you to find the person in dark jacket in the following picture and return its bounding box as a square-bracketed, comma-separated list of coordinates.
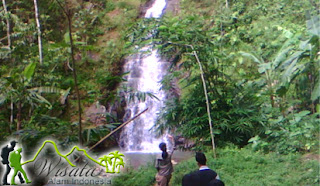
[182, 152, 224, 186]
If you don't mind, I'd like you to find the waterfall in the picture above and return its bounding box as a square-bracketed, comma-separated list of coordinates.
[119, 0, 169, 152]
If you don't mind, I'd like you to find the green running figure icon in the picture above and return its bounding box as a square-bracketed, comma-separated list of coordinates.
[9, 148, 31, 185]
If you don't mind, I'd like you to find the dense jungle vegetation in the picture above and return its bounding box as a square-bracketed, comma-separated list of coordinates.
[0, 0, 319, 185]
[0, 0, 147, 147]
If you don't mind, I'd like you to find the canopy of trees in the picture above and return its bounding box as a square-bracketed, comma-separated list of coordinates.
[0, 0, 318, 157]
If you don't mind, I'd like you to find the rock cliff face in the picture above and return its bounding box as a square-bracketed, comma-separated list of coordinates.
[164, 0, 180, 15]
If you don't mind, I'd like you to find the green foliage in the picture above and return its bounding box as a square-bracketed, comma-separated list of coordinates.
[112, 147, 319, 186]
[0, 0, 318, 164]
[23, 62, 37, 80]
[112, 163, 157, 186]
[0, 0, 144, 146]
[148, 0, 318, 154]
[16, 115, 78, 150]
[156, 81, 265, 147]
[91, 0, 317, 157]
[306, 15, 320, 36]
[82, 123, 121, 146]
[249, 111, 319, 154]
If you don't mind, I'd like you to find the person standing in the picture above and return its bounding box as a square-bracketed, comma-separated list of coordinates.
[155, 135, 175, 186]
[1, 141, 24, 185]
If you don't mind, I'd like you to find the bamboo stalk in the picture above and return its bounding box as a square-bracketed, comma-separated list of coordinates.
[189, 45, 217, 159]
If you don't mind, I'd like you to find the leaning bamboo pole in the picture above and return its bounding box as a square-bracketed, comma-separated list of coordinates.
[189, 45, 217, 158]
[72, 108, 149, 164]
[89, 108, 149, 151]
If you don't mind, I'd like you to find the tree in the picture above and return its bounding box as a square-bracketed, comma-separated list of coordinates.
[55, 0, 83, 145]
[1, 0, 10, 49]
[33, 0, 43, 65]
[1, 62, 69, 131]
[240, 22, 319, 115]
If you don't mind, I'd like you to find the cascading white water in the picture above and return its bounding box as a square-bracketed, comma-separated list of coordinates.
[119, 0, 170, 152]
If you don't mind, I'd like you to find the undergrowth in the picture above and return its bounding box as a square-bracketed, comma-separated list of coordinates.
[112, 147, 319, 186]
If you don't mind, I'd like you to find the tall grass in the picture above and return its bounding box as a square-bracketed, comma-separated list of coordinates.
[112, 147, 319, 186]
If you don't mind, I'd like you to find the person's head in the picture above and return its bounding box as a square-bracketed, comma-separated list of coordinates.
[159, 142, 167, 152]
[10, 141, 18, 148]
[195, 152, 207, 166]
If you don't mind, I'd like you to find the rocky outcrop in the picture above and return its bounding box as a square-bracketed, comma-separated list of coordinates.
[175, 135, 195, 150]
[164, 0, 180, 15]
[85, 101, 107, 125]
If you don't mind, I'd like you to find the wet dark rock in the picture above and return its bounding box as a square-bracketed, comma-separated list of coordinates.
[85, 102, 107, 125]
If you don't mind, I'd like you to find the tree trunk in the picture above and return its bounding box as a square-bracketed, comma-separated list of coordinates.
[190, 45, 217, 158]
[2, 0, 11, 48]
[17, 101, 22, 131]
[270, 94, 275, 107]
[55, 0, 83, 145]
[10, 96, 13, 133]
[33, 0, 43, 65]
[67, 9, 83, 146]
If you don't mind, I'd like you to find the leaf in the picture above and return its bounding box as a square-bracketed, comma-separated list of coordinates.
[29, 86, 61, 94]
[281, 58, 304, 83]
[60, 88, 71, 104]
[74, 41, 86, 45]
[299, 39, 311, 50]
[311, 79, 320, 101]
[106, 124, 117, 129]
[248, 135, 260, 143]
[33, 93, 52, 109]
[0, 94, 6, 105]
[64, 32, 70, 43]
[279, 51, 303, 70]
[283, 29, 293, 38]
[158, 25, 168, 31]
[294, 110, 310, 118]
[273, 46, 293, 68]
[258, 63, 271, 73]
[23, 62, 37, 80]
[306, 15, 320, 37]
[239, 52, 263, 64]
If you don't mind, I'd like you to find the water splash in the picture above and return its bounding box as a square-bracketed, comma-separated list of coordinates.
[145, 0, 166, 18]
